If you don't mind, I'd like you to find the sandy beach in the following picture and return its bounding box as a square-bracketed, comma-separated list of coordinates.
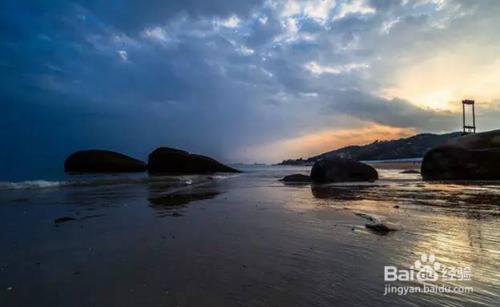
[0, 166, 499, 306]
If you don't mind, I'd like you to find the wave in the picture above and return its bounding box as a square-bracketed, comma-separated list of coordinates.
[0, 172, 241, 191]
[209, 174, 241, 180]
[0, 180, 68, 190]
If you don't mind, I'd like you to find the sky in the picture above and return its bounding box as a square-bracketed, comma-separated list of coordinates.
[2, 0, 500, 178]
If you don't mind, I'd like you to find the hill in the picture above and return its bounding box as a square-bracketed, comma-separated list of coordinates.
[279, 131, 462, 165]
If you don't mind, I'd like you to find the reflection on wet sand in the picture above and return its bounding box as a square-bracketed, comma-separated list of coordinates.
[306, 176, 500, 306]
[310, 182, 500, 218]
[147, 181, 223, 217]
[148, 191, 221, 217]
[311, 184, 376, 201]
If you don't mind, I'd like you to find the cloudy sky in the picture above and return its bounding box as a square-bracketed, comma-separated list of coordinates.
[2, 0, 500, 177]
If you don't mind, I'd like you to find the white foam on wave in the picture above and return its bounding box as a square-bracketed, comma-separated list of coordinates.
[0, 180, 67, 191]
[0, 173, 240, 191]
[209, 174, 241, 180]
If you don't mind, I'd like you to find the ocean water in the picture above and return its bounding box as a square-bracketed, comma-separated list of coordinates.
[0, 165, 499, 306]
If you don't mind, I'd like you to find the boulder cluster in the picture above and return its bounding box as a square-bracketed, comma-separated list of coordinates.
[65, 147, 240, 174]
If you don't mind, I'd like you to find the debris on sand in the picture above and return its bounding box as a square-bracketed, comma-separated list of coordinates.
[54, 217, 76, 224]
[355, 212, 397, 235]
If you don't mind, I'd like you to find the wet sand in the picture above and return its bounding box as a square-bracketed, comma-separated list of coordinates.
[0, 167, 499, 306]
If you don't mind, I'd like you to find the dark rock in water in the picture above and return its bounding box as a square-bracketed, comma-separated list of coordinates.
[65, 150, 146, 173]
[421, 145, 500, 180]
[365, 223, 396, 235]
[310, 157, 378, 183]
[54, 217, 76, 224]
[400, 169, 420, 174]
[148, 147, 240, 174]
[280, 174, 311, 182]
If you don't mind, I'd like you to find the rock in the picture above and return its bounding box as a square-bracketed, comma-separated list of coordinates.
[400, 169, 420, 174]
[421, 145, 500, 180]
[148, 147, 240, 174]
[447, 129, 500, 149]
[355, 212, 382, 223]
[365, 223, 396, 235]
[422, 130, 500, 180]
[355, 212, 396, 234]
[393, 205, 400, 209]
[310, 157, 378, 183]
[280, 174, 311, 182]
[65, 150, 146, 173]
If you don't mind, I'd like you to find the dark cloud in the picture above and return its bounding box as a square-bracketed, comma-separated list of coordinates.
[1, 0, 500, 179]
[321, 89, 458, 131]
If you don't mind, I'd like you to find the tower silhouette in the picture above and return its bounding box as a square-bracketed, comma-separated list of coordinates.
[462, 99, 476, 135]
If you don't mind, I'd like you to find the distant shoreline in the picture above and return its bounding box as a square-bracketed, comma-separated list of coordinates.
[277, 157, 423, 170]
[279, 131, 460, 166]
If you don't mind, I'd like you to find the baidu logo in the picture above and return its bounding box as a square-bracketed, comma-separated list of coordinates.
[383, 252, 473, 296]
[413, 253, 441, 281]
[384, 253, 471, 282]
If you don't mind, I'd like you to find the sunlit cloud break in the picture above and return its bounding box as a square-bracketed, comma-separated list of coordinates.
[305, 62, 370, 75]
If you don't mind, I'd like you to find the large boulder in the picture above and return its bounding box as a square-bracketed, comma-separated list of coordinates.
[422, 129, 500, 180]
[310, 157, 378, 183]
[447, 129, 500, 149]
[148, 147, 241, 174]
[65, 150, 147, 173]
[421, 145, 500, 180]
